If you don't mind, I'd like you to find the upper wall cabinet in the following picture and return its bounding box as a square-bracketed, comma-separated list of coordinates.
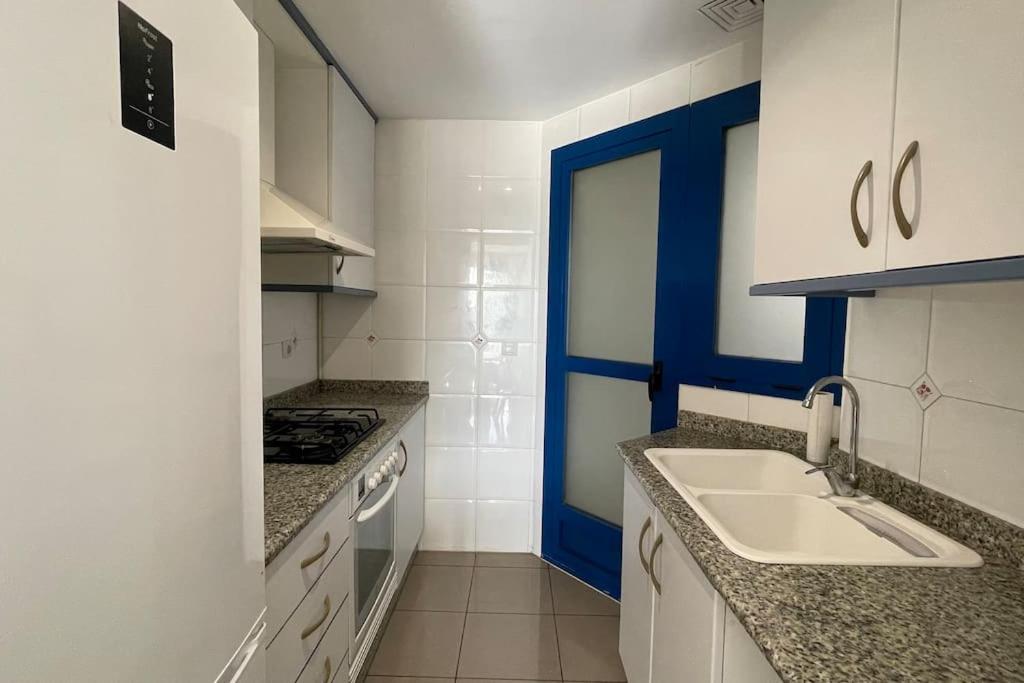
[753, 1, 1024, 292]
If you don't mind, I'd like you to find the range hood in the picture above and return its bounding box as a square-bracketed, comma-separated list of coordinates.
[260, 182, 374, 256]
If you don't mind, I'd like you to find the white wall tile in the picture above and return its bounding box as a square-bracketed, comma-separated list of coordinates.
[425, 287, 480, 340]
[426, 341, 479, 394]
[373, 285, 425, 340]
[845, 287, 931, 387]
[425, 177, 483, 231]
[629, 64, 692, 122]
[481, 290, 535, 341]
[542, 109, 580, 153]
[691, 34, 762, 103]
[839, 378, 922, 480]
[928, 282, 1024, 411]
[426, 394, 477, 446]
[374, 174, 425, 231]
[262, 292, 317, 345]
[321, 294, 373, 339]
[426, 232, 481, 286]
[422, 499, 476, 551]
[372, 340, 425, 380]
[477, 449, 533, 500]
[426, 446, 476, 500]
[482, 179, 540, 232]
[579, 89, 630, 139]
[426, 119, 484, 177]
[476, 500, 531, 552]
[484, 122, 541, 178]
[477, 396, 535, 448]
[678, 384, 748, 421]
[479, 342, 537, 396]
[921, 397, 1024, 527]
[375, 119, 426, 177]
[321, 337, 371, 380]
[747, 394, 809, 433]
[262, 339, 317, 397]
[482, 235, 535, 288]
[374, 229, 426, 286]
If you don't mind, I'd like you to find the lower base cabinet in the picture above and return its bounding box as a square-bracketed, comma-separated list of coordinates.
[620, 468, 780, 683]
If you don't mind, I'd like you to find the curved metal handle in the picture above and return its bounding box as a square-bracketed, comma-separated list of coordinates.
[300, 531, 332, 569]
[398, 440, 408, 477]
[356, 474, 399, 523]
[300, 595, 332, 640]
[649, 534, 664, 595]
[850, 159, 872, 247]
[892, 140, 919, 239]
[322, 656, 332, 683]
[637, 517, 652, 575]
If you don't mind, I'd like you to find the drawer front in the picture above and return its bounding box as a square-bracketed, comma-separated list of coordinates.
[267, 538, 352, 683]
[296, 592, 351, 683]
[267, 489, 351, 641]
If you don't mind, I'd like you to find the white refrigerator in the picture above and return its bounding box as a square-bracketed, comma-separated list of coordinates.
[0, 1, 267, 681]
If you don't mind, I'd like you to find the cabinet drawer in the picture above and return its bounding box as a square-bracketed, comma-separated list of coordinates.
[267, 489, 351, 641]
[267, 536, 352, 683]
[296, 592, 351, 683]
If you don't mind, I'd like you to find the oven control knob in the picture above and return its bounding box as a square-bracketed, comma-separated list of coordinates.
[378, 464, 390, 478]
[387, 454, 398, 469]
[367, 473, 381, 490]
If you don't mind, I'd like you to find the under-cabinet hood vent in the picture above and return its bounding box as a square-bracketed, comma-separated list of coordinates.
[260, 182, 374, 257]
[699, 0, 763, 32]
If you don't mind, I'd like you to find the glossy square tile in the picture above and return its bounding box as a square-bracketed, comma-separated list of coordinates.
[321, 294, 373, 338]
[481, 290, 535, 341]
[368, 610, 464, 678]
[482, 235, 535, 288]
[422, 499, 476, 551]
[477, 449, 533, 500]
[839, 378, 923, 480]
[678, 384, 748, 421]
[477, 396, 535, 448]
[457, 613, 561, 681]
[425, 177, 484, 231]
[427, 394, 477, 445]
[468, 567, 552, 614]
[373, 285, 426, 340]
[374, 229, 426, 285]
[484, 121, 541, 178]
[580, 89, 630, 139]
[372, 340, 425, 380]
[476, 500, 531, 552]
[550, 568, 619, 616]
[321, 337, 371, 380]
[475, 552, 546, 568]
[691, 34, 762, 104]
[414, 550, 476, 566]
[629, 63, 692, 122]
[928, 281, 1024, 411]
[426, 341, 479, 394]
[261, 291, 316, 345]
[845, 286, 931, 387]
[261, 340, 316, 397]
[482, 179, 540, 232]
[396, 565, 474, 612]
[426, 232, 481, 286]
[747, 394, 808, 433]
[374, 119, 427, 177]
[426, 288, 480, 340]
[366, 677, 451, 683]
[555, 615, 626, 682]
[426, 119, 484, 177]
[479, 342, 536, 396]
[375, 174, 426, 231]
[543, 109, 581, 153]
[426, 446, 476, 499]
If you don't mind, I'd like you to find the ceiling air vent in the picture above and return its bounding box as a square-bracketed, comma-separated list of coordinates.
[699, 0, 764, 32]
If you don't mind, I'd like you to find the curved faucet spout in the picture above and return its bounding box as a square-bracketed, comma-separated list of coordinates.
[802, 376, 860, 496]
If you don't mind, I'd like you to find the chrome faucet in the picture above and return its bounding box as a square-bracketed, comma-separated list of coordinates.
[802, 376, 860, 497]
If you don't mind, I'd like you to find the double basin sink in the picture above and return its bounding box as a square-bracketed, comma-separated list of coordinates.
[645, 448, 982, 567]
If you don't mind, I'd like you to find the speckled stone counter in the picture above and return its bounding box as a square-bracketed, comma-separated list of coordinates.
[618, 422, 1024, 683]
[264, 380, 428, 565]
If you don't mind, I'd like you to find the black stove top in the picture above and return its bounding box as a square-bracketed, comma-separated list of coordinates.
[263, 407, 385, 464]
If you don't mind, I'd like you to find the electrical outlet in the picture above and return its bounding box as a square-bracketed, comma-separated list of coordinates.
[502, 342, 518, 357]
[281, 338, 295, 359]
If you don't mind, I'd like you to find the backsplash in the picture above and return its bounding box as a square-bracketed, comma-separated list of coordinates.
[262, 292, 318, 397]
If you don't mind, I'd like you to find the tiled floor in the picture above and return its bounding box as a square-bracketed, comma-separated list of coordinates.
[367, 552, 626, 683]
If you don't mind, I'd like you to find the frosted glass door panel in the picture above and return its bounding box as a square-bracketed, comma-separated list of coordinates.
[715, 122, 805, 362]
[564, 372, 651, 526]
[568, 151, 661, 365]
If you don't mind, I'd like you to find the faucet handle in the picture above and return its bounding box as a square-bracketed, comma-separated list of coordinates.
[804, 464, 835, 476]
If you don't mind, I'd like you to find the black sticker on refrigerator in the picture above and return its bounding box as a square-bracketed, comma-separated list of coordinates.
[118, 2, 175, 149]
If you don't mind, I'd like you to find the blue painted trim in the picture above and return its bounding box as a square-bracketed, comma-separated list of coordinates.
[276, 0, 378, 122]
[261, 284, 377, 297]
[749, 255, 1024, 297]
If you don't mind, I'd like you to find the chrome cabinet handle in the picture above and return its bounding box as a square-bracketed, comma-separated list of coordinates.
[892, 140, 919, 239]
[398, 440, 409, 477]
[850, 159, 872, 248]
[300, 532, 331, 569]
[649, 534, 664, 595]
[638, 517, 652, 575]
[322, 656, 332, 683]
[300, 595, 332, 640]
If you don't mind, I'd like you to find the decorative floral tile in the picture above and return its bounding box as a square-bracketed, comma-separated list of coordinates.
[472, 333, 487, 349]
[366, 333, 378, 347]
[910, 373, 941, 410]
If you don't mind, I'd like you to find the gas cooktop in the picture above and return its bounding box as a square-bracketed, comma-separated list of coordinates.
[263, 407, 384, 464]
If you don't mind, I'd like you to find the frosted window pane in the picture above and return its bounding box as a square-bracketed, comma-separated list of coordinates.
[716, 122, 806, 362]
[564, 372, 651, 526]
[568, 151, 660, 364]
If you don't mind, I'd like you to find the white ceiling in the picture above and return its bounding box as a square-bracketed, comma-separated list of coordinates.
[291, 0, 762, 121]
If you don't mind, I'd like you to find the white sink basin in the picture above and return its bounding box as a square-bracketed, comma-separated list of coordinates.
[645, 448, 982, 567]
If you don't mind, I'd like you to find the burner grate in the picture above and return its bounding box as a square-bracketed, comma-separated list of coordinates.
[263, 407, 384, 464]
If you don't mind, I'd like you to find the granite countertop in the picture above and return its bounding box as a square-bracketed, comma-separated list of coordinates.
[263, 380, 429, 566]
[619, 424, 1024, 683]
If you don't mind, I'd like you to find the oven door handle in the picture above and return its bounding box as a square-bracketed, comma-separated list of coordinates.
[355, 475, 399, 523]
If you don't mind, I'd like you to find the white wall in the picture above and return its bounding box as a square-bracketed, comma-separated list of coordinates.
[262, 292, 318, 396]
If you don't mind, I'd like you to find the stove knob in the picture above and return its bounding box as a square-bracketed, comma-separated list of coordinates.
[378, 464, 390, 478]
[387, 454, 398, 469]
[367, 473, 381, 490]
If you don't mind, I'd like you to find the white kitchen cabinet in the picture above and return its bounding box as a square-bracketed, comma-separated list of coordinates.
[619, 469, 656, 683]
[884, 0, 1024, 270]
[258, 28, 276, 185]
[395, 407, 426, 578]
[722, 608, 781, 683]
[754, 0, 898, 283]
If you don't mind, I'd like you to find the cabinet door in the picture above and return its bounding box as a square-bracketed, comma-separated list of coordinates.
[885, 1, 1024, 269]
[722, 607, 781, 683]
[395, 407, 426, 577]
[619, 469, 656, 683]
[650, 513, 724, 683]
[753, 0, 898, 283]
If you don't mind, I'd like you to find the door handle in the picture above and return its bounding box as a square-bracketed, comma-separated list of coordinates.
[647, 361, 663, 402]
[892, 140, 919, 240]
[638, 517, 652, 575]
[649, 533, 664, 595]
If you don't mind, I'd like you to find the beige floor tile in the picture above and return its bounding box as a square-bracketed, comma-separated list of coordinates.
[368, 611, 466, 678]
[397, 565, 474, 611]
[368, 678, 454, 682]
[550, 568, 620, 616]
[555, 615, 625, 682]
[475, 552, 547, 568]
[468, 567, 553, 614]
[457, 613, 562, 681]
[455, 679, 560, 682]
[415, 550, 477, 566]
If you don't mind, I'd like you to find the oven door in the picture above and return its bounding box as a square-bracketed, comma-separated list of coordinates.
[353, 472, 398, 639]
